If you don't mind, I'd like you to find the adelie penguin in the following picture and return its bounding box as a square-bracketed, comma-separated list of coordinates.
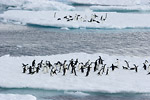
[143, 60, 148, 70]
[86, 62, 92, 77]
[62, 60, 67, 76]
[28, 66, 34, 74]
[22, 63, 28, 73]
[110, 64, 118, 71]
[32, 60, 36, 67]
[124, 60, 130, 68]
[97, 64, 106, 75]
[94, 60, 98, 72]
[80, 63, 85, 73]
[106, 67, 109, 75]
[98, 56, 104, 65]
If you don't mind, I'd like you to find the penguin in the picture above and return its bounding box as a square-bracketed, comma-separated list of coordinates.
[38, 60, 43, 68]
[57, 18, 61, 20]
[102, 64, 106, 74]
[50, 67, 57, 76]
[134, 64, 138, 72]
[62, 60, 67, 76]
[130, 64, 138, 72]
[80, 63, 85, 73]
[84, 60, 90, 68]
[124, 60, 130, 68]
[42, 63, 48, 74]
[77, 62, 82, 71]
[143, 63, 147, 70]
[85, 62, 92, 77]
[76, 15, 80, 21]
[69, 15, 73, 18]
[88, 18, 93, 22]
[143, 60, 148, 70]
[32, 60, 36, 67]
[64, 16, 68, 19]
[97, 64, 106, 75]
[94, 60, 98, 72]
[106, 67, 109, 75]
[36, 66, 40, 73]
[46, 61, 52, 69]
[110, 64, 117, 71]
[28, 66, 33, 74]
[102, 13, 107, 21]
[55, 61, 63, 73]
[96, 21, 100, 23]
[22, 63, 28, 73]
[68, 59, 73, 70]
[122, 66, 128, 70]
[98, 56, 104, 65]
[94, 14, 98, 18]
[71, 63, 77, 76]
[74, 59, 78, 66]
[115, 59, 120, 68]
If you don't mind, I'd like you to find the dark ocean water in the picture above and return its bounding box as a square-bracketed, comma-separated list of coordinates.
[0, 24, 150, 57]
[1, 87, 150, 100]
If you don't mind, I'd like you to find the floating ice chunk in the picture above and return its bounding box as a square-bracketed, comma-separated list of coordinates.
[64, 91, 90, 96]
[0, 94, 36, 100]
[1, 10, 150, 29]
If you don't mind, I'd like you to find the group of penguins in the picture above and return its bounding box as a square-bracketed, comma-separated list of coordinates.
[22, 56, 150, 77]
[55, 12, 107, 24]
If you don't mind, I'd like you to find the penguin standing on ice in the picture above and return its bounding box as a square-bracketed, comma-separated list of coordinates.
[122, 60, 130, 69]
[32, 60, 36, 67]
[94, 60, 98, 72]
[74, 59, 78, 67]
[134, 64, 138, 72]
[106, 67, 109, 75]
[28, 66, 34, 74]
[115, 59, 120, 68]
[84, 60, 90, 68]
[36, 66, 40, 73]
[143, 60, 148, 70]
[86, 62, 92, 77]
[62, 60, 67, 76]
[22, 63, 28, 73]
[80, 63, 85, 73]
[98, 56, 104, 65]
[110, 64, 118, 71]
[97, 64, 106, 75]
[68, 59, 73, 70]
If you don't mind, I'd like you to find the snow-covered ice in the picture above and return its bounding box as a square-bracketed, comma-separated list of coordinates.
[0, 10, 150, 29]
[0, 94, 36, 100]
[0, 0, 75, 11]
[0, 53, 150, 93]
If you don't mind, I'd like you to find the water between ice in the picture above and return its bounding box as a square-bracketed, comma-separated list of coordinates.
[0, 87, 150, 100]
[0, 25, 150, 57]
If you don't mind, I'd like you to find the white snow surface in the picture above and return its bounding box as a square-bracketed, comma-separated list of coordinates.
[0, 0, 75, 11]
[0, 94, 36, 100]
[69, 0, 150, 6]
[1, 10, 150, 29]
[0, 52, 150, 93]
